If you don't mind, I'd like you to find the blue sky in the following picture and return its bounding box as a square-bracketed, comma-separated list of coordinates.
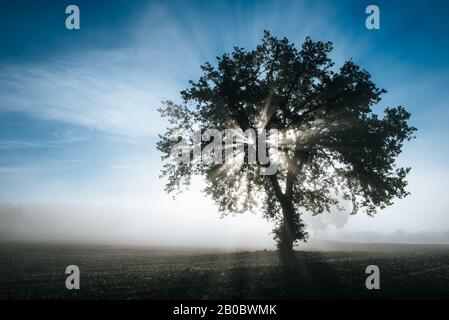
[1, 0, 449, 243]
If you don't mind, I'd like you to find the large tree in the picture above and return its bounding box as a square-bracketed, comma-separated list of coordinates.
[157, 31, 416, 257]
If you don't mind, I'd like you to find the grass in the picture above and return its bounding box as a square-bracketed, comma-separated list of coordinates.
[1, 241, 449, 299]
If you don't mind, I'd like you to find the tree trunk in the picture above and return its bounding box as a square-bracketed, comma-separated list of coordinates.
[268, 175, 297, 262]
[268, 152, 307, 263]
[278, 195, 296, 262]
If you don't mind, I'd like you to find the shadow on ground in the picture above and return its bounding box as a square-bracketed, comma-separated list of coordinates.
[1, 242, 449, 299]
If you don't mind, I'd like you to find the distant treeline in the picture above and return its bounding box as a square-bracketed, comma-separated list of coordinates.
[320, 230, 449, 244]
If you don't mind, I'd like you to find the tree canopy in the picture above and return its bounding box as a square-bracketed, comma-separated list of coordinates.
[157, 31, 416, 253]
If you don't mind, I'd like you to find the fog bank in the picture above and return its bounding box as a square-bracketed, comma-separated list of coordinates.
[1, 203, 448, 248]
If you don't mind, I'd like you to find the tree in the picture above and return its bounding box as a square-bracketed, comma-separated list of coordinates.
[157, 31, 416, 259]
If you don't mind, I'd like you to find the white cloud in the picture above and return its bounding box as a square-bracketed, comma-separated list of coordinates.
[0, 49, 182, 138]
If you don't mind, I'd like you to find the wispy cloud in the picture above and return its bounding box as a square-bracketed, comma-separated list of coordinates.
[0, 0, 359, 140]
[0, 52, 171, 138]
[0, 137, 85, 149]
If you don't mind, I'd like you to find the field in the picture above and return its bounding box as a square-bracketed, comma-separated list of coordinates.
[1, 241, 449, 299]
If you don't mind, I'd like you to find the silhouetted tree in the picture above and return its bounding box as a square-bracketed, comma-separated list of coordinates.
[157, 31, 416, 259]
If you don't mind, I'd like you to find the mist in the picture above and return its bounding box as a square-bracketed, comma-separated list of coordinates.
[1, 203, 448, 249]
